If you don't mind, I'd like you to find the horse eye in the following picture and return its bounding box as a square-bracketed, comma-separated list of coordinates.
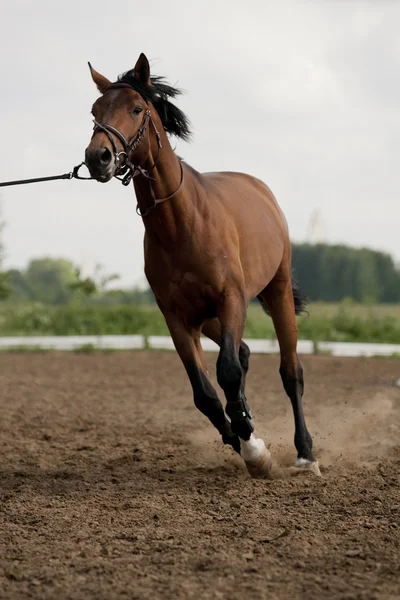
[132, 106, 143, 115]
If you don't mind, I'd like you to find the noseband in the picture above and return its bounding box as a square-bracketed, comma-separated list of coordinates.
[91, 83, 162, 187]
[90, 82, 184, 217]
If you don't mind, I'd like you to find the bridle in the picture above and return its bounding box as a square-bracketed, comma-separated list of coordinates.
[92, 83, 161, 187]
[91, 82, 184, 218]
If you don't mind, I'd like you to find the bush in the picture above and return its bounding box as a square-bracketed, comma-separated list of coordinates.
[0, 302, 399, 343]
[0, 304, 170, 337]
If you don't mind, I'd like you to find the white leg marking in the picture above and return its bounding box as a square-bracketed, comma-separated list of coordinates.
[240, 434, 272, 478]
[295, 457, 322, 477]
[240, 434, 265, 462]
[296, 458, 312, 467]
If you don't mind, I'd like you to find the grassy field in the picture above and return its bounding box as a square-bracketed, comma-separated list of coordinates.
[294, 302, 400, 319]
[0, 300, 399, 343]
[246, 301, 400, 342]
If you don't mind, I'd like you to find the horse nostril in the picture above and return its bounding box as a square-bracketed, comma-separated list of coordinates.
[99, 147, 112, 165]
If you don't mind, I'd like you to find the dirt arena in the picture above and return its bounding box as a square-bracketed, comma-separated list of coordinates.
[0, 351, 399, 600]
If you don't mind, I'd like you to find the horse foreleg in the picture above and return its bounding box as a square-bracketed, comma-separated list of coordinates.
[202, 319, 251, 390]
[214, 297, 272, 478]
[164, 313, 240, 453]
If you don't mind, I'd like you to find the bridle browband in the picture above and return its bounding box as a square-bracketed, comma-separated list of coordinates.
[91, 82, 184, 218]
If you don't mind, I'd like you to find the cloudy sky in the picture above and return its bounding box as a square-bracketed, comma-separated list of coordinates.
[1, 0, 399, 286]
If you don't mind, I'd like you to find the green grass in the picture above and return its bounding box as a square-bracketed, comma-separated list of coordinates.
[0, 300, 399, 343]
[0, 345, 49, 353]
[74, 343, 97, 354]
[246, 300, 400, 321]
[247, 301, 400, 343]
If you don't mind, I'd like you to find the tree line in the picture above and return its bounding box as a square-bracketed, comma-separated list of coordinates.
[0, 244, 399, 305]
[291, 243, 400, 303]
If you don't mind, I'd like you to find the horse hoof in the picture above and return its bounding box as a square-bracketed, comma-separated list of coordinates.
[245, 448, 273, 479]
[240, 435, 272, 479]
[290, 458, 321, 477]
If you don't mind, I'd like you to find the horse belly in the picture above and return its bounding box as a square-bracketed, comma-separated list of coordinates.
[239, 221, 286, 299]
[217, 178, 289, 297]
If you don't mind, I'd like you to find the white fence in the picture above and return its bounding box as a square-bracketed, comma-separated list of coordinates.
[0, 335, 144, 351]
[1, 335, 400, 357]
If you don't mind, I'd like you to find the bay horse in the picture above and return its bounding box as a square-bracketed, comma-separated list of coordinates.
[84, 53, 320, 478]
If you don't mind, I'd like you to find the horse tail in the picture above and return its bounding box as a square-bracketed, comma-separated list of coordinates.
[291, 279, 309, 316]
[257, 279, 309, 317]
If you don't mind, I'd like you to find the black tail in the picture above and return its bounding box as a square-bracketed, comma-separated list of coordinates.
[291, 279, 309, 316]
[257, 279, 309, 316]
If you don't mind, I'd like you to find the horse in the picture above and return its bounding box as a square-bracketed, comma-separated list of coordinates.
[84, 53, 321, 478]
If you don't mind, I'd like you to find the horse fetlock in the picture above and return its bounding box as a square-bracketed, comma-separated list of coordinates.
[225, 392, 252, 419]
[295, 433, 314, 462]
[222, 431, 241, 454]
[226, 394, 254, 437]
[231, 419, 254, 439]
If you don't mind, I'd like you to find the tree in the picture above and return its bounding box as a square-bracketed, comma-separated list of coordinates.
[6, 269, 30, 301]
[69, 263, 120, 298]
[24, 258, 78, 304]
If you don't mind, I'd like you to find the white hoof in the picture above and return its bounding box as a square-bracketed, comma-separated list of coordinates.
[240, 435, 272, 479]
[291, 457, 321, 477]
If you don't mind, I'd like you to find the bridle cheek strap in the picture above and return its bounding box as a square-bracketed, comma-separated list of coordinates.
[90, 82, 183, 215]
[92, 109, 161, 186]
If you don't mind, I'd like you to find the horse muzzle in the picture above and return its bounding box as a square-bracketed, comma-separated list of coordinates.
[84, 147, 116, 182]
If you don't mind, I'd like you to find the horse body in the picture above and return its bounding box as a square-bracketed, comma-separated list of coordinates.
[143, 162, 287, 314]
[85, 54, 321, 478]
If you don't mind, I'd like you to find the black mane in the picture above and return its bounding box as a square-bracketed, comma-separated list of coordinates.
[117, 70, 191, 141]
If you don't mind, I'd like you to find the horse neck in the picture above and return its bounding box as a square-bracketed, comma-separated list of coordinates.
[133, 115, 193, 247]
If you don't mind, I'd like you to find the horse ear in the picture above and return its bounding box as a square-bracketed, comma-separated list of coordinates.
[88, 63, 111, 94]
[133, 53, 151, 85]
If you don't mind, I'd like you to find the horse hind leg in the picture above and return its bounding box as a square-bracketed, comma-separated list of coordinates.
[202, 316, 272, 478]
[259, 271, 321, 476]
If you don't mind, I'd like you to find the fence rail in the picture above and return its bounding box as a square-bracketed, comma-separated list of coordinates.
[1, 335, 400, 357]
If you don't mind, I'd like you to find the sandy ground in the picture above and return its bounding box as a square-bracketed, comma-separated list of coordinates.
[0, 351, 399, 600]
